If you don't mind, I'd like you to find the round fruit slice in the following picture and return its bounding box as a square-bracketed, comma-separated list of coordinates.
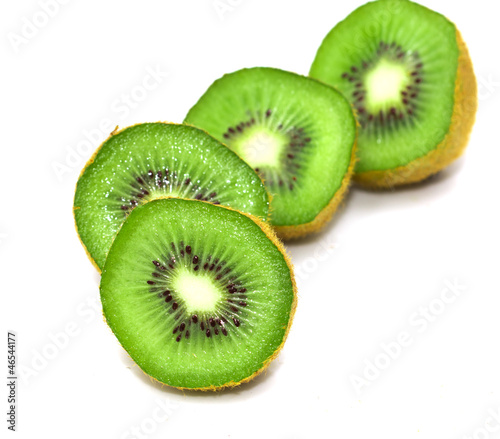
[100, 198, 297, 390]
[185, 67, 357, 239]
[74, 123, 270, 270]
[310, 0, 477, 188]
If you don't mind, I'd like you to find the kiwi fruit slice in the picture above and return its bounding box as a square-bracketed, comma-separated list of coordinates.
[310, 0, 477, 188]
[74, 123, 270, 270]
[100, 198, 297, 390]
[185, 67, 357, 239]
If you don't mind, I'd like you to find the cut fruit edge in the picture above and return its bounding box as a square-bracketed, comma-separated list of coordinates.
[73, 121, 272, 273]
[73, 124, 121, 273]
[354, 29, 478, 189]
[100, 198, 298, 391]
[73, 211, 103, 273]
[275, 129, 358, 240]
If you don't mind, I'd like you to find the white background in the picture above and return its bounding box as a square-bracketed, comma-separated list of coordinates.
[2, 0, 499, 438]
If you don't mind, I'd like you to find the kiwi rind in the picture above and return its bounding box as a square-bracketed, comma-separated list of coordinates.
[275, 132, 358, 239]
[354, 30, 477, 188]
[100, 198, 297, 391]
[74, 121, 271, 271]
[73, 126, 118, 273]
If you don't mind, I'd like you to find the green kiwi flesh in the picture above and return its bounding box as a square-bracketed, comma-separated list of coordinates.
[310, 0, 462, 174]
[74, 123, 270, 270]
[185, 67, 357, 229]
[100, 198, 296, 389]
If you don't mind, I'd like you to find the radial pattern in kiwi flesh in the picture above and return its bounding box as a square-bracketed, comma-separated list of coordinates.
[310, 0, 476, 182]
[100, 198, 296, 389]
[74, 123, 270, 270]
[185, 67, 357, 234]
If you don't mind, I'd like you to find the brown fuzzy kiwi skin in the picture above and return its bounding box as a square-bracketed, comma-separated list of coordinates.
[274, 132, 358, 240]
[73, 206, 103, 273]
[73, 122, 272, 272]
[354, 29, 477, 189]
[72, 125, 120, 274]
[99, 198, 297, 392]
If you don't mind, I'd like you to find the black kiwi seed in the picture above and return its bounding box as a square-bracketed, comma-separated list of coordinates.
[147, 243, 250, 342]
[341, 41, 424, 128]
[119, 167, 231, 217]
[219, 111, 308, 189]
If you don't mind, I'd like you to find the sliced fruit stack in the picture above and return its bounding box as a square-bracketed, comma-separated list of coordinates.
[75, 122, 297, 390]
[74, 0, 477, 390]
[74, 123, 270, 270]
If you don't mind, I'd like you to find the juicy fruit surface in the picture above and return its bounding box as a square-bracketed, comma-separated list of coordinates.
[185, 67, 357, 227]
[100, 198, 296, 389]
[310, 0, 459, 173]
[74, 123, 269, 269]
